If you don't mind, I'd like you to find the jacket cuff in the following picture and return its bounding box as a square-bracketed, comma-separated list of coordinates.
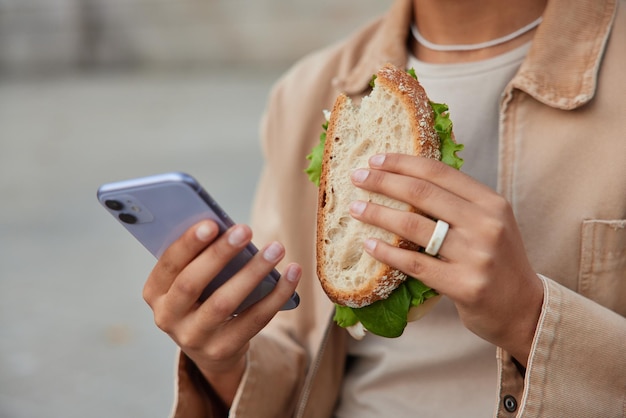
[171, 350, 229, 418]
[229, 334, 307, 417]
[517, 275, 626, 416]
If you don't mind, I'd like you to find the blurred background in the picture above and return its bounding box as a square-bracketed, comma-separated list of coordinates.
[0, 1, 391, 417]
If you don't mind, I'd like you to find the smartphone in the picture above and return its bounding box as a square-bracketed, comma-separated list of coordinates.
[97, 172, 299, 313]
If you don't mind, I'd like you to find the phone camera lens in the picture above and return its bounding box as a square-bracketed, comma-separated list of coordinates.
[118, 213, 138, 224]
[105, 200, 124, 211]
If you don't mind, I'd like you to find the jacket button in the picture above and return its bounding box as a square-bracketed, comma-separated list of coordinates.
[503, 395, 518, 412]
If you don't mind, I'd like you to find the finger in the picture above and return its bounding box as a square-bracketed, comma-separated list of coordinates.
[194, 240, 288, 327]
[215, 263, 302, 346]
[351, 167, 479, 226]
[368, 153, 496, 204]
[349, 200, 459, 260]
[144, 220, 220, 305]
[363, 237, 450, 292]
[172, 263, 301, 374]
[163, 224, 254, 318]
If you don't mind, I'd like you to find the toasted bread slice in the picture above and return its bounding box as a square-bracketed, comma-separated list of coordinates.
[316, 63, 441, 308]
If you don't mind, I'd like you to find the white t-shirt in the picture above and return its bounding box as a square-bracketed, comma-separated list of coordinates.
[335, 42, 531, 418]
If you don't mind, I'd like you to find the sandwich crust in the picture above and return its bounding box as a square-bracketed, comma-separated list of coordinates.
[316, 63, 441, 308]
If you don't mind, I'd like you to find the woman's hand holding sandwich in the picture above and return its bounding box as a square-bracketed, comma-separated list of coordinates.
[349, 152, 544, 366]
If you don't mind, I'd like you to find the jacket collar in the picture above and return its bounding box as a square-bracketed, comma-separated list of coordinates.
[333, 0, 413, 96]
[335, 0, 618, 110]
[512, 0, 618, 110]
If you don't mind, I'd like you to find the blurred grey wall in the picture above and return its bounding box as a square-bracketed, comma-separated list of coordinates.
[0, 0, 392, 76]
[0, 2, 394, 417]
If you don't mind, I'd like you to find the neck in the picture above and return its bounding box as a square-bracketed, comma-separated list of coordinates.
[411, 0, 548, 63]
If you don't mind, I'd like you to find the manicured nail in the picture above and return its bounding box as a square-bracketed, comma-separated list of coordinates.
[195, 223, 213, 242]
[369, 154, 386, 167]
[364, 238, 377, 252]
[263, 242, 283, 262]
[228, 226, 248, 246]
[284, 264, 302, 283]
[351, 169, 369, 183]
[350, 200, 367, 216]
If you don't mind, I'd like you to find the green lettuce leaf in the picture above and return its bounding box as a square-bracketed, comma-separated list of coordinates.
[333, 304, 359, 328]
[369, 74, 378, 88]
[431, 102, 464, 170]
[352, 283, 411, 338]
[406, 276, 438, 305]
[304, 121, 327, 186]
[343, 276, 439, 338]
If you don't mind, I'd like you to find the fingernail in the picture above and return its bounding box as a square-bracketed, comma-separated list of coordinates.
[263, 242, 283, 262]
[228, 226, 248, 246]
[364, 238, 377, 252]
[369, 154, 386, 167]
[285, 264, 302, 283]
[196, 223, 213, 242]
[350, 200, 367, 215]
[351, 169, 369, 183]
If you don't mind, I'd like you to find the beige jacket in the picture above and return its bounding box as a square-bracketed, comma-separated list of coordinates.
[172, 0, 626, 416]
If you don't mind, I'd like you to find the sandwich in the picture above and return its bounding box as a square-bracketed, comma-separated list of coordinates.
[305, 63, 463, 339]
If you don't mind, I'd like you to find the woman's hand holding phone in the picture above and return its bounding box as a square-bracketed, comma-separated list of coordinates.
[142, 220, 302, 406]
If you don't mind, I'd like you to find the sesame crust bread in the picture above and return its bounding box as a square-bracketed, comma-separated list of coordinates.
[316, 63, 441, 308]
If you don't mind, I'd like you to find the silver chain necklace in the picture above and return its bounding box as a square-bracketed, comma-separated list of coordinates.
[411, 16, 543, 52]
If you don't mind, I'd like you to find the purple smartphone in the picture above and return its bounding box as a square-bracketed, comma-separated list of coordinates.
[97, 172, 299, 313]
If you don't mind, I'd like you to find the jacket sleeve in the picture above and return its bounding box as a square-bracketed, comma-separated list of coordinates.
[229, 333, 308, 416]
[497, 275, 626, 417]
[170, 351, 228, 418]
[170, 331, 307, 418]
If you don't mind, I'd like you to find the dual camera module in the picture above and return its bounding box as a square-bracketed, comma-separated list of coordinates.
[105, 199, 139, 224]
